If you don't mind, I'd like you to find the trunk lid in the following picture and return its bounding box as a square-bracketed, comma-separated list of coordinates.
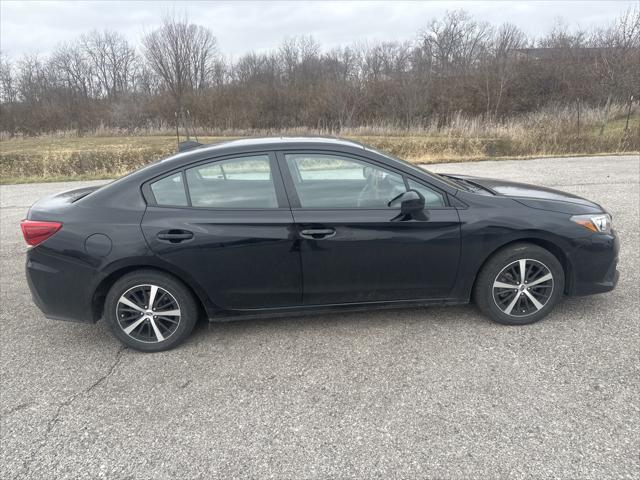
[27, 185, 103, 220]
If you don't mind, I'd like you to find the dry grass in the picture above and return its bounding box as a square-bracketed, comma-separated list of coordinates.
[1, 104, 638, 184]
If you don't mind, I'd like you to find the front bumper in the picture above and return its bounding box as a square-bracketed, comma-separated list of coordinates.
[568, 231, 620, 296]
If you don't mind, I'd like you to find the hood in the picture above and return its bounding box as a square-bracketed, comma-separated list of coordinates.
[445, 174, 604, 215]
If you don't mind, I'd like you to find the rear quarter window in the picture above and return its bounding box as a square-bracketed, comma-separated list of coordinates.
[150, 173, 188, 206]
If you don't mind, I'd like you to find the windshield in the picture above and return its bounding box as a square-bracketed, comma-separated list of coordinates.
[365, 146, 462, 190]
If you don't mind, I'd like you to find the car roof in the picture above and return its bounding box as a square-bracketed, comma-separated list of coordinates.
[213, 136, 366, 149]
[164, 136, 367, 162]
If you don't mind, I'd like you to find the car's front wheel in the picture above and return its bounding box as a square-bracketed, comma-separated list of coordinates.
[474, 243, 565, 325]
[104, 270, 198, 352]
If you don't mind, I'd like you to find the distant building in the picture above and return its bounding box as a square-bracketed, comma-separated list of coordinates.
[512, 47, 636, 61]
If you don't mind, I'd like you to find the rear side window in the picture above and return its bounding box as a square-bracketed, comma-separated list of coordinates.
[150, 172, 188, 206]
[185, 155, 277, 208]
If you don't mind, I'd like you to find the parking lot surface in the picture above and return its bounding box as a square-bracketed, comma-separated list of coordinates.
[1, 155, 638, 479]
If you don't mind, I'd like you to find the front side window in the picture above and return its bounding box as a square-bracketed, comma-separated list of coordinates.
[407, 179, 445, 208]
[186, 155, 277, 208]
[285, 153, 406, 208]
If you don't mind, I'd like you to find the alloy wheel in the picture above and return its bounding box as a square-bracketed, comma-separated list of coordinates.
[116, 284, 181, 343]
[492, 258, 554, 317]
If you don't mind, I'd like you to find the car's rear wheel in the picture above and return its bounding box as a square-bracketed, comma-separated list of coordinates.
[473, 243, 565, 325]
[104, 270, 198, 352]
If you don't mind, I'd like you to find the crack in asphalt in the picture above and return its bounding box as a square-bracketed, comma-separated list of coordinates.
[18, 345, 127, 479]
[1, 401, 35, 419]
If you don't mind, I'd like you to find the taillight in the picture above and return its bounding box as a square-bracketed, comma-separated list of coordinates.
[20, 220, 62, 246]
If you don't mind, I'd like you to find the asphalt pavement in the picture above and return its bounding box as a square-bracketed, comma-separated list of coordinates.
[1, 155, 638, 479]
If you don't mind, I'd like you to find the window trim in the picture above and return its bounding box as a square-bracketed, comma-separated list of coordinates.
[276, 149, 452, 211]
[142, 151, 290, 210]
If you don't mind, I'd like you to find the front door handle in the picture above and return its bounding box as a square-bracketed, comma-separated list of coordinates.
[299, 228, 336, 240]
[157, 230, 194, 243]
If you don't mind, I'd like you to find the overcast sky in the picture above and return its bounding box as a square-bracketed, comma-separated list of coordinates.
[0, 1, 635, 59]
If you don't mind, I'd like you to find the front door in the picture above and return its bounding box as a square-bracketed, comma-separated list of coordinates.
[279, 151, 461, 305]
[141, 152, 301, 310]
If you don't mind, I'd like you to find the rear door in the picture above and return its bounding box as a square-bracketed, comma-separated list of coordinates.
[141, 152, 302, 310]
[278, 151, 461, 305]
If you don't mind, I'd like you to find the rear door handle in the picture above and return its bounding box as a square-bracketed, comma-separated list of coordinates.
[157, 230, 194, 243]
[299, 228, 336, 240]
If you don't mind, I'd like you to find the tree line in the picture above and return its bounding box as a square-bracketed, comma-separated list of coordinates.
[0, 8, 638, 136]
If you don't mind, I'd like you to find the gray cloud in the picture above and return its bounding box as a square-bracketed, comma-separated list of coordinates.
[0, 0, 635, 58]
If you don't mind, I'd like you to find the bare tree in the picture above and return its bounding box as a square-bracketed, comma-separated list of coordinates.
[16, 54, 51, 103]
[81, 30, 137, 99]
[279, 36, 321, 77]
[0, 53, 17, 103]
[320, 46, 362, 130]
[591, 6, 640, 97]
[49, 42, 96, 98]
[142, 15, 218, 112]
[538, 19, 588, 49]
[421, 10, 491, 74]
[487, 23, 527, 117]
[0, 53, 18, 136]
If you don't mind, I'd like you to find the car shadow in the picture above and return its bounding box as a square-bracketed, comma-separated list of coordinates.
[184, 303, 488, 349]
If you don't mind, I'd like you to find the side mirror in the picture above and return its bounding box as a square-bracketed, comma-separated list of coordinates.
[388, 190, 427, 221]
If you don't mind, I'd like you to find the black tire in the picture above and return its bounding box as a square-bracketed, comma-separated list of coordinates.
[104, 269, 198, 352]
[473, 243, 565, 325]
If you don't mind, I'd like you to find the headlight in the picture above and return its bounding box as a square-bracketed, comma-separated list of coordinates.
[570, 213, 612, 234]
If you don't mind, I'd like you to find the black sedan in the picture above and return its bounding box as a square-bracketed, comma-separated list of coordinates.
[22, 137, 619, 351]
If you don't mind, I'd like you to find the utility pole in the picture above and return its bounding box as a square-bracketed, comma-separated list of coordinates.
[175, 111, 180, 151]
[625, 95, 634, 131]
[576, 99, 580, 137]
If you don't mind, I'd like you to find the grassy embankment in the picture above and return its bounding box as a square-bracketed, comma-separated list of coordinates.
[1, 109, 638, 184]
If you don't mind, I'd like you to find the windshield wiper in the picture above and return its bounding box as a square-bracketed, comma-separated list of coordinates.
[442, 175, 494, 194]
[441, 175, 476, 191]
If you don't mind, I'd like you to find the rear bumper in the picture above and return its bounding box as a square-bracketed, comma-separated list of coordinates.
[26, 248, 101, 323]
[568, 231, 620, 296]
